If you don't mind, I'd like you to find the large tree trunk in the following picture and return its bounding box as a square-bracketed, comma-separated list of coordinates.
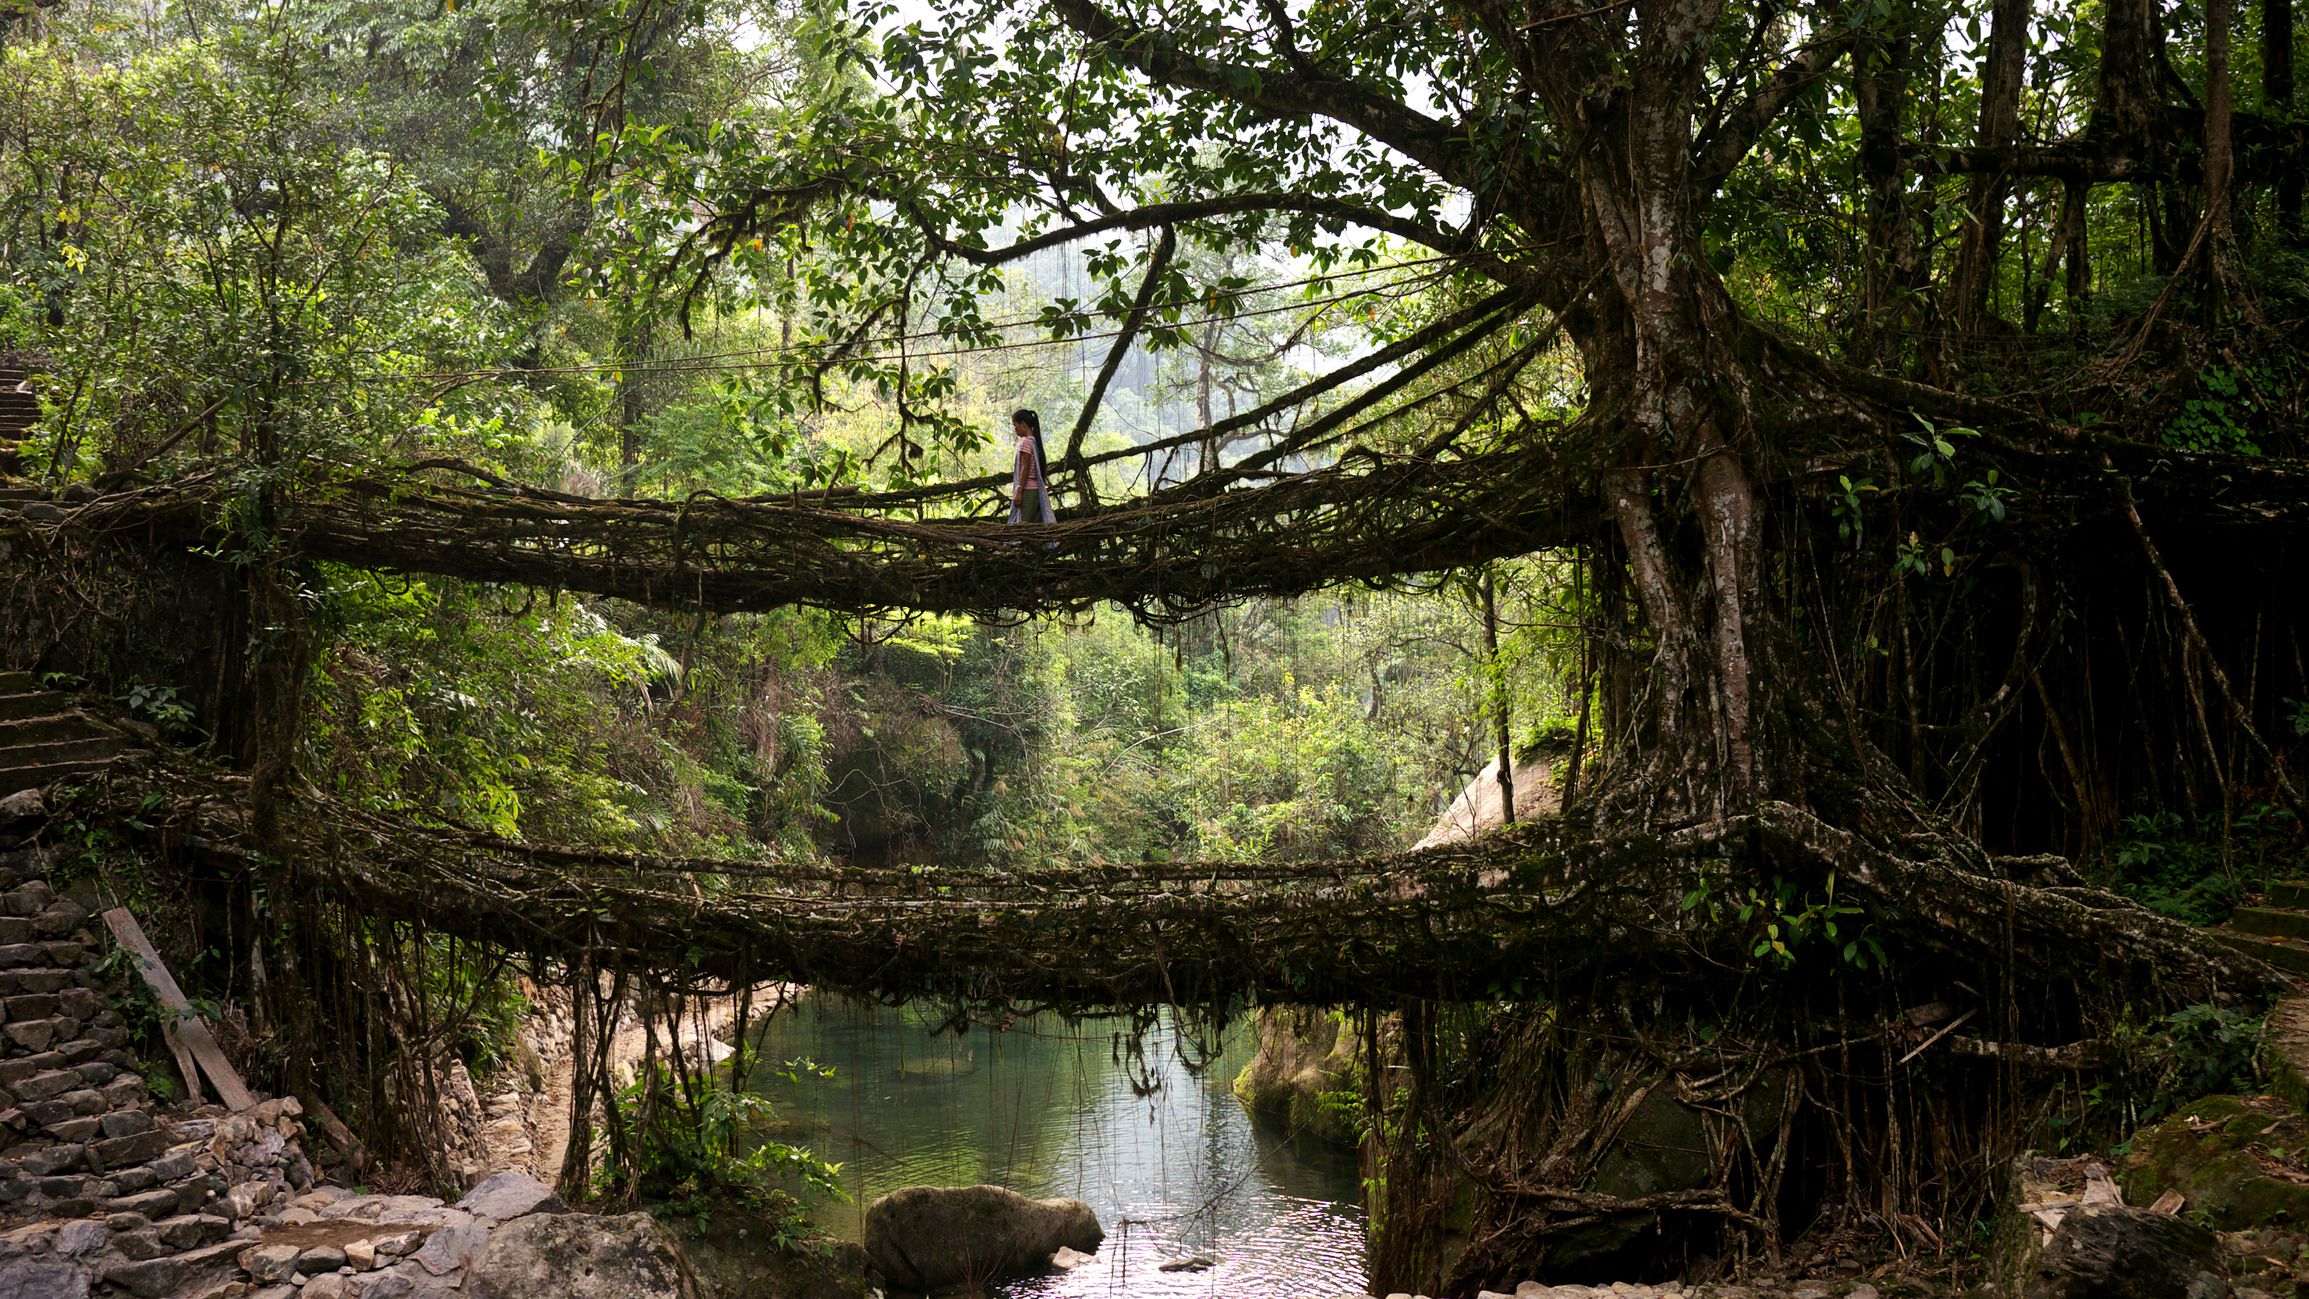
[1359, 2, 2305, 1289]
[1946, 0, 2030, 335]
[1853, 0, 1927, 361]
[1557, 0, 1767, 818]
[2273, 0, 2301, 229]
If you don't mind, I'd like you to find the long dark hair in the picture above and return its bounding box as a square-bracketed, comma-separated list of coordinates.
[1013, 408, 1050, 476]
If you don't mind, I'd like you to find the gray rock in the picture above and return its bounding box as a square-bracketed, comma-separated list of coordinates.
[467, 1211, 694, 1299]
[356, 1272, 416, 1299]
[324, 1194, 456, 1223]
[863, 1184, 1103, 1293]
[370, 1228, 423, 1257]
[411, 1219, 489, 1276]
[114, 1229, 170, 1260]
[0, 1260, 86, 1299]
[102, 1240, 248, 1298]
[362, 1263, 461, 1299]
[244, 1242, 302, 1283]
[0, 1224, 49, 1257]
[22, 1140, 84, 1173]
[155, 1212, 230, 1249]
[52, 1217, 105, 1257]
[455, 1171, 567, 1222]
[2016, 1203, 2230, 1298]
[99, 1110, 154, 1139]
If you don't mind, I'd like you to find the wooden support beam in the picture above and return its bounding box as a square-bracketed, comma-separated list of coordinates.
[102, 907, 259, 1111]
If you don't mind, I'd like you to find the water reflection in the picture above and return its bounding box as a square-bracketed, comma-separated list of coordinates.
[746, 995, 1369, 1298]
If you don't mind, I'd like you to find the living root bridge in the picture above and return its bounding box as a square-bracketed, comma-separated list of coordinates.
[25, 419, 2309, 620]
[126, 761, 2284, 1014]
[47, 447, 1602, 619]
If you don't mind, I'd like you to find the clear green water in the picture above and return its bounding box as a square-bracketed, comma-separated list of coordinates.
[746, 995, 1369, 1297]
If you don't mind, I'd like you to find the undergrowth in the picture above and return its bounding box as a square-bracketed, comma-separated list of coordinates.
[611, 1062, 843, 1245]
[2097, 803, 2304, 926]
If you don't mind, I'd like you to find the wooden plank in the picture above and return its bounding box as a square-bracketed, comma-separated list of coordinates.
[101, 907, 203, 1105]
[296, 1088, 371, 1173]
[158, 1022, 204, 1108]
[102, 907, 258, 1111]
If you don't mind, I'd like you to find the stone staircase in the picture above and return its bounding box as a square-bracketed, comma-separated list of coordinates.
[0, 356, 36, 482]
[0, 843, 348, 1299]
[2195, 895, 2309, 1117]
[0, 673, 125, 802]
[2218, 883, 2309, 976]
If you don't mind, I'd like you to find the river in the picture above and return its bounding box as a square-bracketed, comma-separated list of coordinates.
[746, 994, 1370, 1298]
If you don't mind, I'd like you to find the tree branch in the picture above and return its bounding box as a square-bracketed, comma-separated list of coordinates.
[1692, 31, 1853, 195]
[1048, 0, 1468, 181]
[1062, 224, 1176, 506]
[912, 190, 1473, 266]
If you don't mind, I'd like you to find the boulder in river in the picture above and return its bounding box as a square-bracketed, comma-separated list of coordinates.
[863, 1184, 1102, 1293]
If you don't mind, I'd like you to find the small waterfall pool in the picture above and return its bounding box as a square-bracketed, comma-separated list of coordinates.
[745, 994, 1370, 1297]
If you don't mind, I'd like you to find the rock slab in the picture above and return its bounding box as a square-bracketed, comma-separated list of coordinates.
[2022, 1204, 2230, 1299]
[455, 1170, 567, 1221]
[466, 1210, 693, 1299]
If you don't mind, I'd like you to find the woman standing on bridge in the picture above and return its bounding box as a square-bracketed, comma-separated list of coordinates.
[1006, 408, 1056, 526]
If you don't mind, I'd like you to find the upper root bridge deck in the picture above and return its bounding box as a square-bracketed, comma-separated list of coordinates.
[12, 426, 2309, 621]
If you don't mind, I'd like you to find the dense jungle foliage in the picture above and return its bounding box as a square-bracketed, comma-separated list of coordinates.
[0, 0, 1584, 875]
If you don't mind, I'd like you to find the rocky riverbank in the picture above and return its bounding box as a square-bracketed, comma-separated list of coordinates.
[0, 839, 849, 1299]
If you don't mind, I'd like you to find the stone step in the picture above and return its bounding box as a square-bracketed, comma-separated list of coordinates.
[0, 759, 114, 798]
[2215, 929, 2309, 977]
[0, 692, 67, 722]
[2230, 906, 2309, 942]
[0, 672, 39, 694]
[2263, 999, 2309, 1116]
[0, 712, 109, 747]
[0, 735, 121, 769]
[2269, 881, 2309, 910]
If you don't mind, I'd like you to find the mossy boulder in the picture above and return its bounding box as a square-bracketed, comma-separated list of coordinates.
[862, 1185, 1101, 1294]
[2120, 1094, 2309, 1230]
[1231, 1007, 1363, 1147]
